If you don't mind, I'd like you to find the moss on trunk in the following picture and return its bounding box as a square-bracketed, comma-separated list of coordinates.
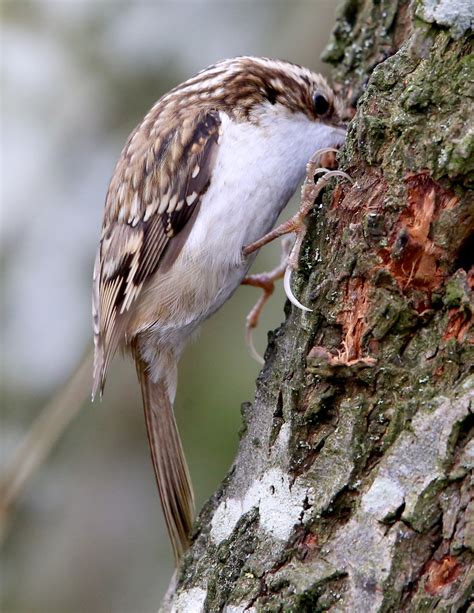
[164, 2, 473, 610]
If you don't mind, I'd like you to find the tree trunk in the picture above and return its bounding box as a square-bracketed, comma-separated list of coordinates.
[164, 2, 473, 611]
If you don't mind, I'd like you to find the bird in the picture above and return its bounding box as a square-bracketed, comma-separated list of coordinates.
[92, 56, 346, 561]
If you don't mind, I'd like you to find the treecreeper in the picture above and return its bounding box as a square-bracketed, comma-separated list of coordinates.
[92, 56, 347, 560]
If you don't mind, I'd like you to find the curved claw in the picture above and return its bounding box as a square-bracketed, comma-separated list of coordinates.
[312, 167, 330, 177]
[284, 267, 312, 313]
[313, 168, 354, 184]
[245, 325, 265, 365]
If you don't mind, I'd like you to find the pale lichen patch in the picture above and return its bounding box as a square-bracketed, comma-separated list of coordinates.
[171, 587, 207, 613]
[210, 497, 242, 544]
[415, 0, 474, 38]
[361, 476, 405, 520]
[210, 467, 312, 544]
[258, 469, 312, 540]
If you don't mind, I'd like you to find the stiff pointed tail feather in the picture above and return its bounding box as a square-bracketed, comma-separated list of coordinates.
[135, 357, 195, 561]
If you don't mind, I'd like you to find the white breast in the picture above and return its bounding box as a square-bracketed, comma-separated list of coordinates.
[179, 107, 345, 310]
[187, 107, 345, 268]
[134, 106, 345, 351]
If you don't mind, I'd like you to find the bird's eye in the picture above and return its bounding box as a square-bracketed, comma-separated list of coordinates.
[313, 93, 330, 116]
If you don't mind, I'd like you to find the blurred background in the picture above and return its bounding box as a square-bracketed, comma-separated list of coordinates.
[1, 1, 337, 611]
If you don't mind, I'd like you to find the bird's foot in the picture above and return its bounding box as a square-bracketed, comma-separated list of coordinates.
[243, 148, 353, 313]
[241, 237, 292, 363]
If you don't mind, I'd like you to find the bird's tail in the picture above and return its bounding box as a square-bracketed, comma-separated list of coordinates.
[134, 352, 194, 562]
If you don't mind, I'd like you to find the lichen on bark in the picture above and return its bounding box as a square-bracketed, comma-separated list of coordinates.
[163, 2, 473, 611]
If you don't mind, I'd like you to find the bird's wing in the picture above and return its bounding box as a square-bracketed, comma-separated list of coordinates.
[93, 111, 221, 397]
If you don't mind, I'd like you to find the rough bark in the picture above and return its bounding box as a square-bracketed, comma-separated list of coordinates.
[164, 1, 473, 611]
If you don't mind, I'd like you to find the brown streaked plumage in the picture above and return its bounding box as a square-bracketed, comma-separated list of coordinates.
[93, 56, 346, 561]
[93, 111, 221, 396]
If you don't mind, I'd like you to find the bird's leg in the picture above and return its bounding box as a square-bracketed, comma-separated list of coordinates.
[243, 148, 353, 312]
[242, 237, 292, 364]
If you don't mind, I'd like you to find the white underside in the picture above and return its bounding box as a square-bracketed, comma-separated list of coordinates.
[134, 106, 345, 376]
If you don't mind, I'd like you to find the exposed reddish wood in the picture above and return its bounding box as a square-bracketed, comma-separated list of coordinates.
[424, 556, 462, 596]
[378, 172, 459, 294]
[443, 308, 472, 343]
[330, 277, 376, 366]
